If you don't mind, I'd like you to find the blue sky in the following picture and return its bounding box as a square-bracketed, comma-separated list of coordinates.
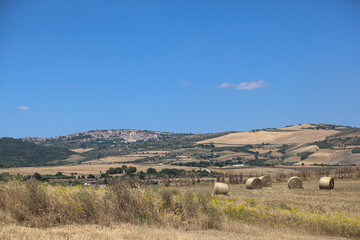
[1, 0, 359, 138]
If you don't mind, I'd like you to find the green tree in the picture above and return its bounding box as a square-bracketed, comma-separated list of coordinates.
[126, 166, 137, 176]
[33, 172, 42, 181]
[0, 172, 12, 182]
[87, 174, 96, 179]
[137, 171, 146, 180]
[146, 168, 157, 175]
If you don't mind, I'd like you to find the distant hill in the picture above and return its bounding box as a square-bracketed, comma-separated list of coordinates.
[22, 129, 231, 154]
[0, 138, 74, 168]
[197, 124, 340, 145]
[1, 124, 360, 168]
[197, 124, 360, 166]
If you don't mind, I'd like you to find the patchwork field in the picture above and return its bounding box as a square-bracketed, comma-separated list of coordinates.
[198, 128, 338, 145]
[1, 124, 360, 239]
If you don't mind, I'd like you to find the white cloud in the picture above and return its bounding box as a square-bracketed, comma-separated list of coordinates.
[18, 106, 30, 111]
[218, 80, 269, 90]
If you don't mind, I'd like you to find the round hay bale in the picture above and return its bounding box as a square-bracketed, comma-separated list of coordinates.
[319, 177, 334, 190]
[213, 182, 229, 195]
[259, 175, 272, 187]
[246, 177, 262, 189]
[288, 176, 303, 189]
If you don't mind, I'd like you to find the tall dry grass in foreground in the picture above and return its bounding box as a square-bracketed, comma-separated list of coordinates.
[0, 180, 359, 239]
[0, 223, 348, 240]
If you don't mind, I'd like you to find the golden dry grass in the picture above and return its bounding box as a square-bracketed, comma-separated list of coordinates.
[284, 156, 301, 163]
[0, 223, 347, 240]
[84, 151, 170, 164]
[279, 124, 315, 131]
[1, 176, 360, 239]
[294, 149, 333, 166]
[86, 155, 145, 164]
[216, 153, 254, 161]
[289, 145, 320, 154]
[70, 148, 95, 153]
[175, 179, 360, 216]
[198, 129, 338, 145]
[1, 179, 359, 239]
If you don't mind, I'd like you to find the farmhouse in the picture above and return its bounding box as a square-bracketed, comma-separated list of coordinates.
[83, 180, 97, 186]
[199, 167, 211, 173]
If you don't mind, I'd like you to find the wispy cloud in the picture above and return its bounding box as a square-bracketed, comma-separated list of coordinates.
[181, 80, 190, 87]
[18, 106, 30, 111]
[217, 80, 269, 90]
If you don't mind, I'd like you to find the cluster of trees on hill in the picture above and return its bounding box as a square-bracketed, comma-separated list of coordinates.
[314, 136, 360, 149]
[0, 138, 74, 168]
[106, 165, 137, 175]
[297, 151, 314, 160]
[102, 166, 215, 180]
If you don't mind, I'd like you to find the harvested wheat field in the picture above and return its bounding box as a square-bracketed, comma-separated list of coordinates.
[294, 149, 334, 166]
[0, 223, 347, 240]
[70, 148, 95, 153]
[198, 128, 338, 145]
[85, 155, 146, 164]
[0, 179, 359, 239]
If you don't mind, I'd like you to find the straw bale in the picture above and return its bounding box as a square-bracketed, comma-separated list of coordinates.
[246, 177, 262, 189]
[213, 182, 228, 195]
[259, 175, 272, 187]
[287, 176, 303, 189]
[319, 176, 334, 190]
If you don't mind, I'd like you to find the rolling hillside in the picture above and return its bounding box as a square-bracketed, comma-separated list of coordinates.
[197, 124, 339, 145]
[197, 124, 360, 166]
[0, 138, 75, 168]
[1, 124, 360, 168]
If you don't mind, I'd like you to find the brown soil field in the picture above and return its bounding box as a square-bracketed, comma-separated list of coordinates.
[330, 150, 360, 165]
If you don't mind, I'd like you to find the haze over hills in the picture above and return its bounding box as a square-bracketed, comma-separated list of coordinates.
[1, 124, 360, 168]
